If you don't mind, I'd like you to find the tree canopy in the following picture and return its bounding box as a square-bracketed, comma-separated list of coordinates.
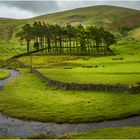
[16, 21, 116, 55]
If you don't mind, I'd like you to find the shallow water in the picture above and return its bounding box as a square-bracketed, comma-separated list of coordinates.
[0, 113, 140, 137]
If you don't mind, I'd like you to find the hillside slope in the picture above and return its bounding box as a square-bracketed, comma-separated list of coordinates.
[128, 27, 140, 39]
[0, 5, 140, 41]
[35, 5, 140, 29]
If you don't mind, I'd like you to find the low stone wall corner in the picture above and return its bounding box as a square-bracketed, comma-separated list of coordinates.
[31, 67, 140, 94]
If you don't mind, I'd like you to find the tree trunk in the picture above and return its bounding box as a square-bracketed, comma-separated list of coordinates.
[27, 40, 30, 53]
[69, 37, 71, 52]
[47, 37, 51, 52]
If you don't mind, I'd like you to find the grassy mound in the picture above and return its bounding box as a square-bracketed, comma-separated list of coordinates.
[0, 69, 10, 80]
[0, 68, 140, 123]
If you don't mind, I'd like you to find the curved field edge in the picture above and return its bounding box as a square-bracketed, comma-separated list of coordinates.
[0, 69, 11, 80]
[28, 126, 140, 139]
[37, 66, 140, 86]
[0, 68, 140, 123]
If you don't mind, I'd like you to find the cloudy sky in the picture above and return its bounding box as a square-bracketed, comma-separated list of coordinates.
[0, 0, 140, 19]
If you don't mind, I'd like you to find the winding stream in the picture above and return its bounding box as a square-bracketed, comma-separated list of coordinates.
[0, 114, 140, 137]
[0, 69, 140, 137]
[0, 69, 19, 88]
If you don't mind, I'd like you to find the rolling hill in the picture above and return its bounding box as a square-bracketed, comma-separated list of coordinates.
[0, 5, 140, 41]
[128, 27, 140, 39]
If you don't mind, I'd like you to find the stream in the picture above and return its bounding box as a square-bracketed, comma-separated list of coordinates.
[0, 69, 140, 137]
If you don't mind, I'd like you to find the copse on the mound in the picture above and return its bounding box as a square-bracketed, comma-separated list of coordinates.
[16, 21, 116, 55]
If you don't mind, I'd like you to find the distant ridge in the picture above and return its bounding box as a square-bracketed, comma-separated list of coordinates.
[32, 5, 140, 32]
[0, 5, 140, 41]
[0, 17, 16, 20]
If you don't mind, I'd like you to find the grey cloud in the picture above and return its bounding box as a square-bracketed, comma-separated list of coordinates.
[0, 1, 60, 14]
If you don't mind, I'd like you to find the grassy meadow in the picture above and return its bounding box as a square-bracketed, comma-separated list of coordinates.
[18, 39, 140, 86]
[0, 42, 26, 67]
[0, 5, 140, 139]
[0, 68, 140, 123]
[38, 66, 140, 85]
[0, 69, 11, 80]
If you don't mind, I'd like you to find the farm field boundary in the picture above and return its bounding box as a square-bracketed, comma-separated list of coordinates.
[4, 53, 140, 94]
[31, 68, 140, 93]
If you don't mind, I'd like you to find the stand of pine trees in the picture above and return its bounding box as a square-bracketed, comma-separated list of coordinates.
[16, 21, 116, 55]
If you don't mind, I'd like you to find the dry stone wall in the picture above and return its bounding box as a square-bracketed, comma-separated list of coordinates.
[8, 53, 140, 94]
[31, 67, 140, 94]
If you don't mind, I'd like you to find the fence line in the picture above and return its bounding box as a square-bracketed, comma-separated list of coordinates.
[7, 54, 140, 94]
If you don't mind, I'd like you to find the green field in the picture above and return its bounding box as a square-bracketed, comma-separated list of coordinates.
[17, 39, 140, 86]
[0, 68, 140, 123]
[0, 42, 26, 68]
[38, 63, 140, 85]
[0, 69, 10, 80]
[0, 4, 140, 139]
[0, 42, 26, 61]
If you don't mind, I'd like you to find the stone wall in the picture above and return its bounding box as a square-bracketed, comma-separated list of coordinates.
[7, 53, 140, 94]
[11, 48, 47, 59]
[31, 67, 140, 94]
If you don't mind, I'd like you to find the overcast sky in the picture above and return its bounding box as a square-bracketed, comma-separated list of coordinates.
[0, 1, 140, 19]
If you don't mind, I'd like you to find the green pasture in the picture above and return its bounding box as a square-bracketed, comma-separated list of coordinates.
[17, 39, 140, 86]
[38, 64, 140, 86]
[0, 68, 140, 123]
[18, 39, 140, 67]
[0, 69, 11, 80]
[0, 42, 26, 67]
[0, 5, 139, 139]
[0, 42, 26, 61]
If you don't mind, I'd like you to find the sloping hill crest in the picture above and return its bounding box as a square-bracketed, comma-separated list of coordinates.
[0, 5, 140, 41]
